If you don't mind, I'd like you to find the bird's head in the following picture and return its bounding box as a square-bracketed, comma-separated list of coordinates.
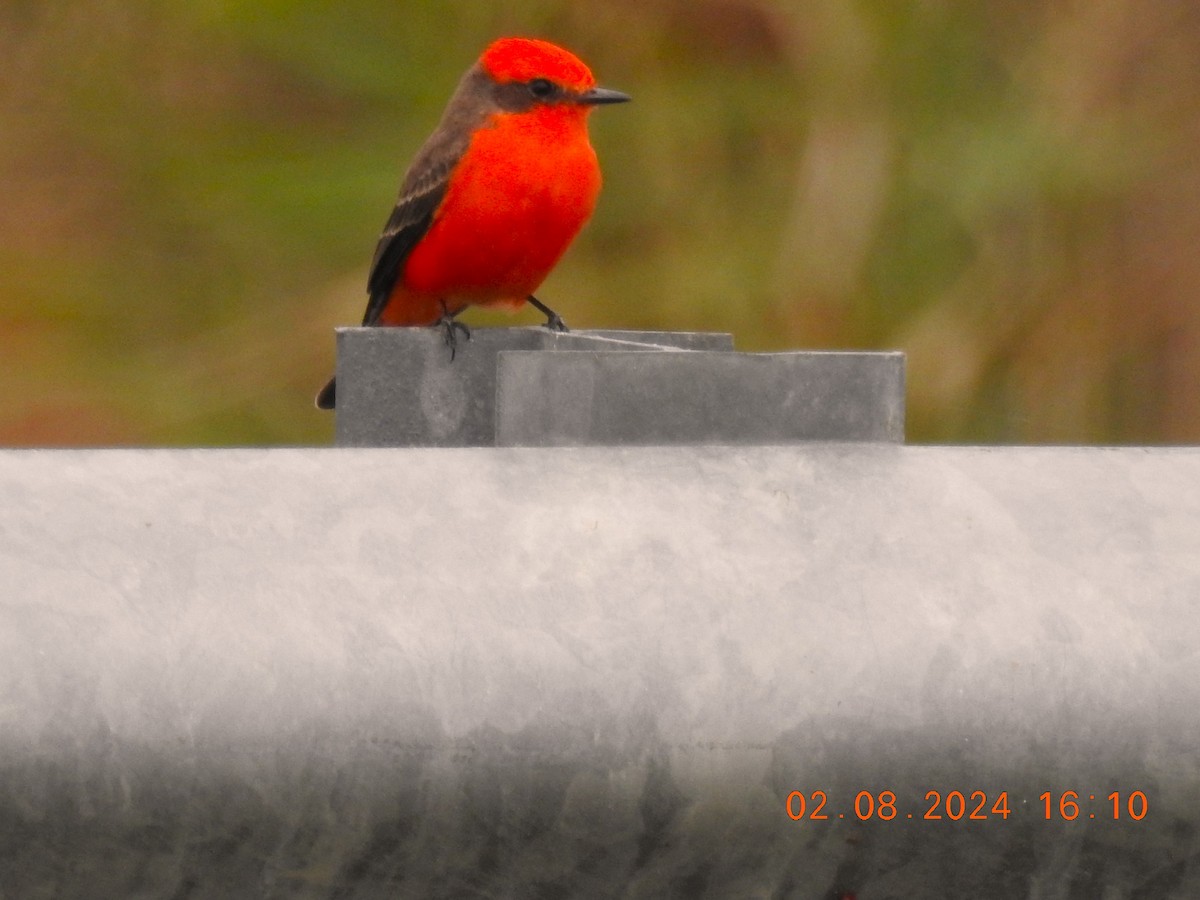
[479, 37, 630, 111]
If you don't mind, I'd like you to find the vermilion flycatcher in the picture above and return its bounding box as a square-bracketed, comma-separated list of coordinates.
[315, 37, 629, 409]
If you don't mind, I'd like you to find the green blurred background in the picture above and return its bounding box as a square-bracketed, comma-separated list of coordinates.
[3, 0, 1199, 446]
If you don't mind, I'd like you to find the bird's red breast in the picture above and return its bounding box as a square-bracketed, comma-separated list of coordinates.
[380, 99, 603, 325]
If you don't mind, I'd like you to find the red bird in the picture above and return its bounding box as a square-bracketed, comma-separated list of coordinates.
[316, 37, 629, 409]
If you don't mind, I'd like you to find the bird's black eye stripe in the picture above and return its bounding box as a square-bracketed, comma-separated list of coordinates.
[528, 78, 555, 98]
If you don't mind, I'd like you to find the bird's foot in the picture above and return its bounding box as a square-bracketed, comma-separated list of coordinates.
[527, 295, 569, 332]
[434, 306, 471, 360]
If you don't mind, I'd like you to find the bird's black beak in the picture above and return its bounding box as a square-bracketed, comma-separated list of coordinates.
[579, 86, 631, 105]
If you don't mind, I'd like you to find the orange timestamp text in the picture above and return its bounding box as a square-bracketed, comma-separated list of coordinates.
[785, 790, 1148, 822]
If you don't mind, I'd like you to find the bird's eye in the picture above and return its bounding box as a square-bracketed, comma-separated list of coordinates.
[528, 78, 555, 98]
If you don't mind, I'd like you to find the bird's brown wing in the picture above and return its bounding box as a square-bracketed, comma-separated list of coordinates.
[360, 66, 497, 325]
[360, 155, 456, 326]
[317, 158, 457, 409]
[317, 67, 494, 409]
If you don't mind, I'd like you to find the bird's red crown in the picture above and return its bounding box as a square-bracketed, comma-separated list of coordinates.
[480, 37, 596, 92]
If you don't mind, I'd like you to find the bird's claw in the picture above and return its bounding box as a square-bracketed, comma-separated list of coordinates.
[435, 314, 471, 360]
[527, 295, 569, 333]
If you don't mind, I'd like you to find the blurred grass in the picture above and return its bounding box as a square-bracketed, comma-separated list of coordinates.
[2, 0, 1199, 445]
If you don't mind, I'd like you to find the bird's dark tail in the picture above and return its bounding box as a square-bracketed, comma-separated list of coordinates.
[315, 377, 336, 410]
